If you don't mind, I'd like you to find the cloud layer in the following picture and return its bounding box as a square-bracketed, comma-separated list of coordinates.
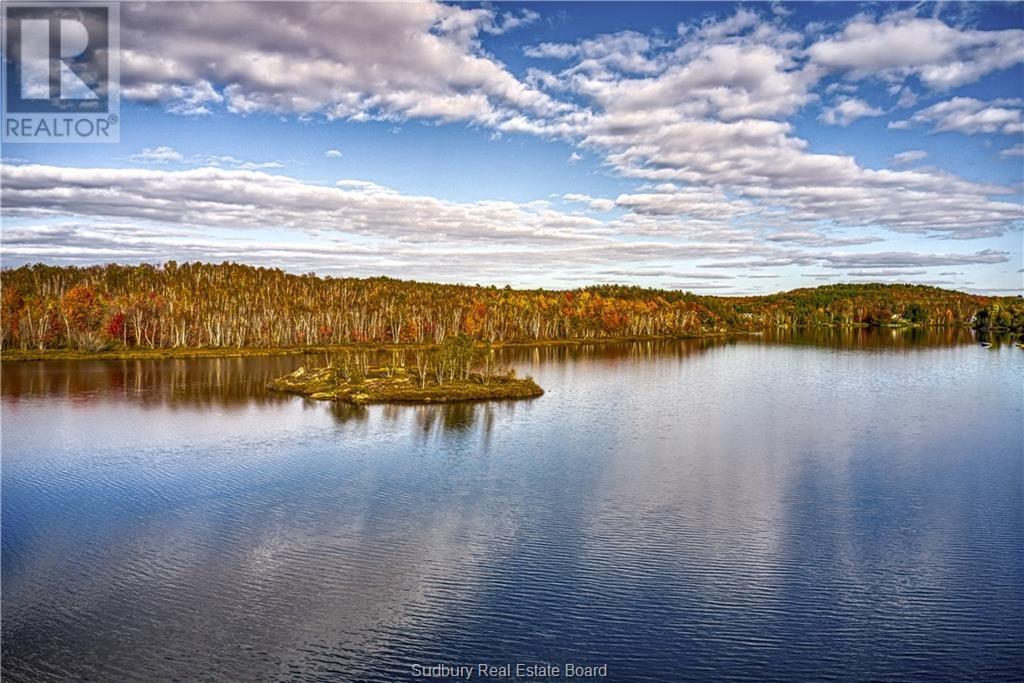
[3, 2, 1022, 293]
[2, 163, 1013, 291]
[109, 3, 1024, 243]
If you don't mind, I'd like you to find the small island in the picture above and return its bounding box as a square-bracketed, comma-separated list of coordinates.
[268, 336, 543, 404]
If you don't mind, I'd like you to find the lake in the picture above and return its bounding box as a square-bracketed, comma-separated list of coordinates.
[2, 330, 1022, 681]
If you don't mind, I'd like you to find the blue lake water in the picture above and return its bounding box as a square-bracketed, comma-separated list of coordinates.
[2, 331, 1022, 681]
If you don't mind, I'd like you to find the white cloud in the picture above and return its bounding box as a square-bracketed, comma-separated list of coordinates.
[127, 147, 284, 170]
[568, 110, 1019, 238]
[484, 8, 540, 35]
[523, 42, 579, 60]
[695, 8, 760, 41]
[889, 150, 928, 166]
[563, 193, 615, 212]
[130, 146, 185, 164]
[807, 13, 1024, 89]
[819, 97, 885, 126]
[1000, 143, 1024, 158]
[121, 80, 223, 116]
[846, 269, 927, 277]
[613, 185, 756, 221]
[511, 10, 1022, 240]
[325, 149, 344, 158]
[597, 269, 734, 280]
[890, 97, 1023, 135]
[567, 152, 583, 164]
[897, 86, 921, 109]
[692, 247, 1011, 271]
[764, 231, 883, 247]
[525, 31, 661, 75]
[820, 249, 1009, 269]
[578, 41, 821, 121]
[121, 2, 567, 126]
[1, 164, 612, 247]
[202, 155, 285, 171]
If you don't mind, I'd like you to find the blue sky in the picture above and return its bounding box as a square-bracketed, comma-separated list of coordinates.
[2, 1, 1022, 294]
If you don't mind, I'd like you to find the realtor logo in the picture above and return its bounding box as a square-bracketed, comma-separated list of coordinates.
[3, 1, 119, 142]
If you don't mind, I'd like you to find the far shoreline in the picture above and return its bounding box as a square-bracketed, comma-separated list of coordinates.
[0, 333, 726, 363]
[1, 324, 1012, 363]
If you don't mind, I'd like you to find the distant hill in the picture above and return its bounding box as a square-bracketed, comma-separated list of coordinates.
[1, 262, 1020, 352]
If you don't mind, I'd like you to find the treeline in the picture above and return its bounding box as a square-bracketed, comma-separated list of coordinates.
[1, 262, 1020, 352]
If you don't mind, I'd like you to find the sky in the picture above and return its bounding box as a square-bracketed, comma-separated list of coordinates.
[2, 1, 1023, 295]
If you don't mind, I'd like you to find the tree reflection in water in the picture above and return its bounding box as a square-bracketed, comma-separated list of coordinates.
[2, 327, 1009, 414]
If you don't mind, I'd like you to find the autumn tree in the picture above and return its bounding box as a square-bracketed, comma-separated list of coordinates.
[60, 285, 105, 350]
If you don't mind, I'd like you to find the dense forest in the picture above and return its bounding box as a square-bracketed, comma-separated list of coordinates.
[1, 262, 1021, 352]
